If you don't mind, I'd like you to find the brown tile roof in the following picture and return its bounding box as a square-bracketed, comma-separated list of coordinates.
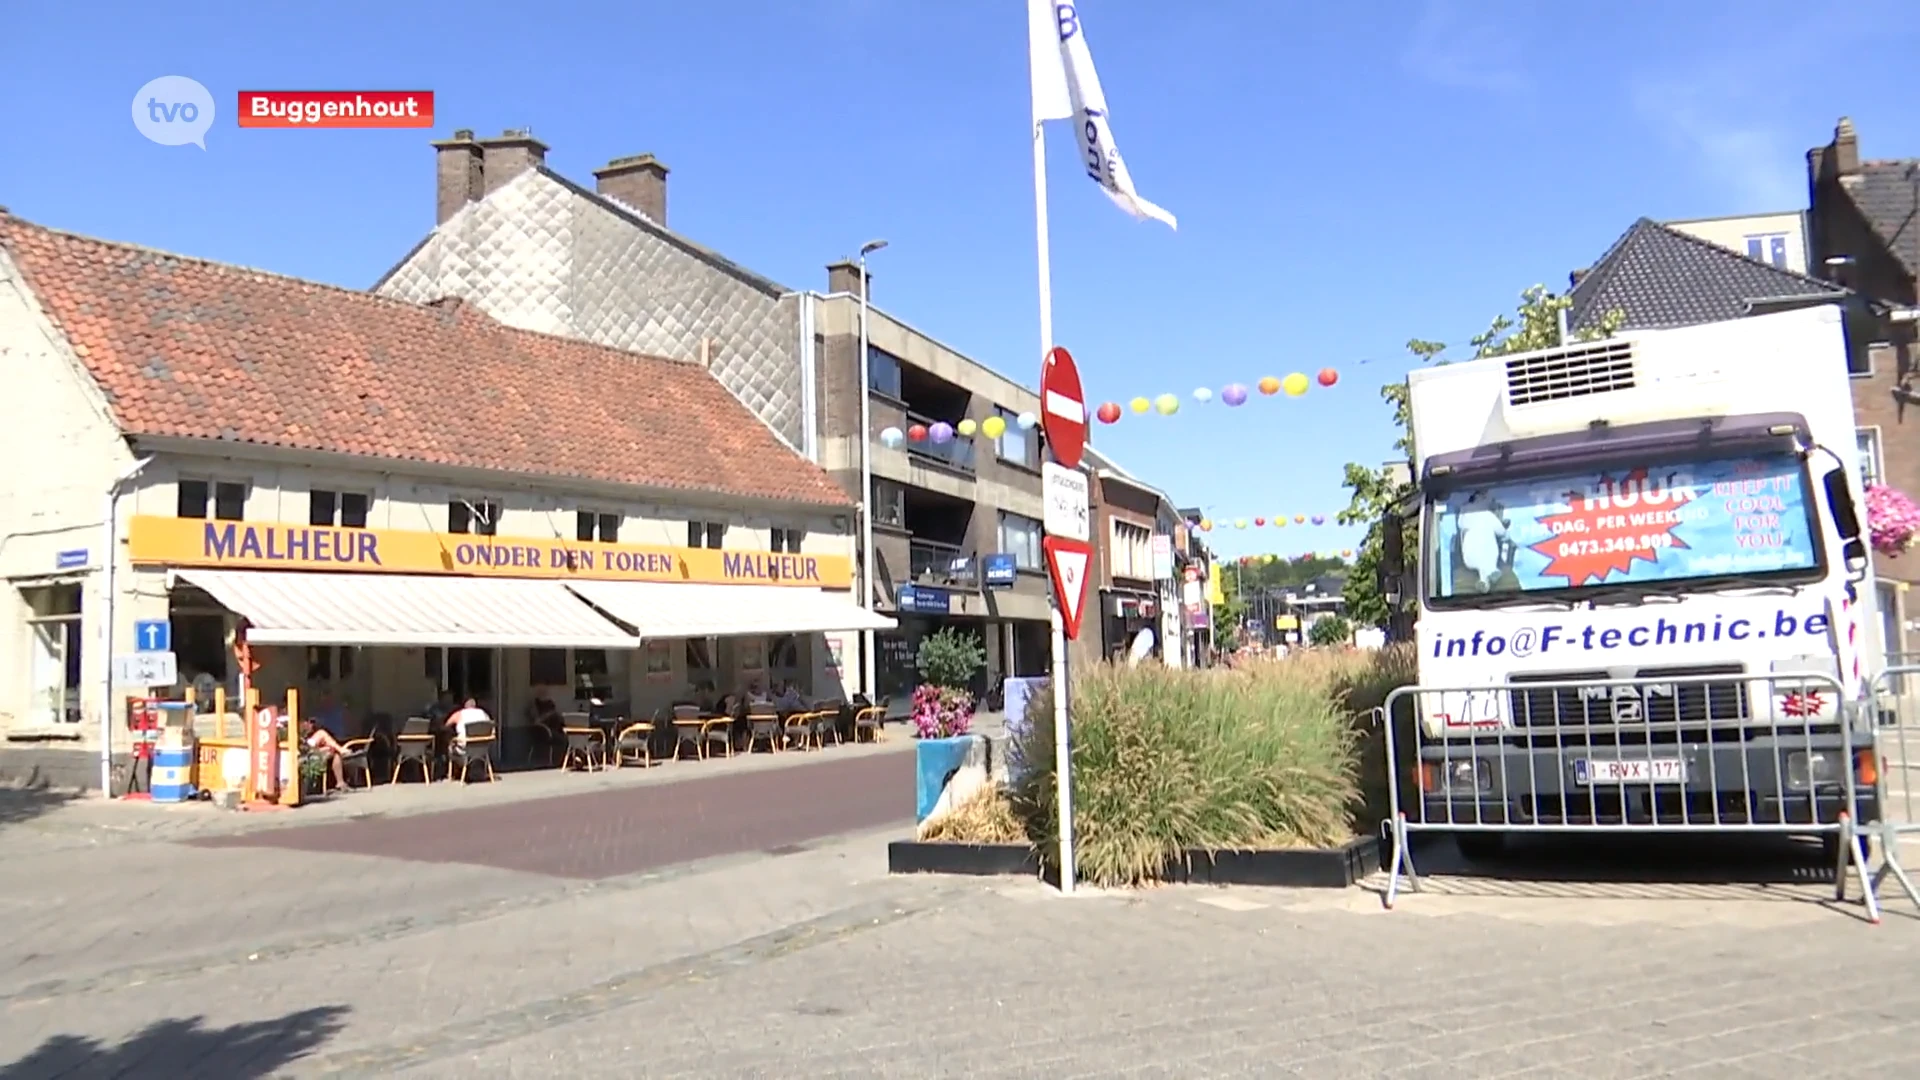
[0, 213, 849, 508]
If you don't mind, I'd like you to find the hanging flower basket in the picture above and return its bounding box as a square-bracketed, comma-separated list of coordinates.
[1866, 484, 1920, 557]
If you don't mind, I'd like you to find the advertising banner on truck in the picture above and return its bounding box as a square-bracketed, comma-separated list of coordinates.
[1428, 450, 1820, 599]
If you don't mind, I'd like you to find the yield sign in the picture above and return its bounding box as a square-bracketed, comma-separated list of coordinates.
[1039, 346, 1087, 470]
[1043, 535, 1093, 640]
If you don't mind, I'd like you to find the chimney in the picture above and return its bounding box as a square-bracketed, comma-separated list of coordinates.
[432, 129, 483, 226]
[1812, 117, 1861, 186]
[825, 260, 867, 297]
[1832, 117, 1860, 177]
[593, 154, 669, 224]
[477, 129, 549, 196]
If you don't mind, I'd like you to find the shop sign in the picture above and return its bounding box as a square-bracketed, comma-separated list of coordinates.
[983, 553, 1018, 589]
[896, 585, 953, 615]
[127, 516, 853, 589]
[1150, 535, 1174, 581]
[248, 706, 280, 802]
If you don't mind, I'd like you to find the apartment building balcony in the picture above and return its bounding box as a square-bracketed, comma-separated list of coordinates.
[909, 538, 978, 588]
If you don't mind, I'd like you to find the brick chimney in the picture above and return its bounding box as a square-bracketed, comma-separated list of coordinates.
[1809, 117, 1862, 186]
[593, 154, 669, 224]
[825, 260, 867, 297]
[477, 129, 548, 196]
[432, 129, 484, 226]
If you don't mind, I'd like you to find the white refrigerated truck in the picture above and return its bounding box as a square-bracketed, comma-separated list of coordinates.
[1395, 304, 1881, 857]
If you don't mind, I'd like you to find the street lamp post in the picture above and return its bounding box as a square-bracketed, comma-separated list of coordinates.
[856, 239, 888, 700]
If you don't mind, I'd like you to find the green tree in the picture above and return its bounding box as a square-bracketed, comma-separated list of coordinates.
[1337, 287, 1625, 628]
[1307, 614, 1353, 648]
[916, 627, 986, 690]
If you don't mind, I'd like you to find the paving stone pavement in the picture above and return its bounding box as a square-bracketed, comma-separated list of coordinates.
[4, 804, 1918, 1080]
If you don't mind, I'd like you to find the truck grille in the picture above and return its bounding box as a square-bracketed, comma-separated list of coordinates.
[1508, 665, 1749, 729]
[1503, 340, 1635, 405]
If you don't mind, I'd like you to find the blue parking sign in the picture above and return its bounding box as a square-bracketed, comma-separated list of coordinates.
[134, 619, 170, 653]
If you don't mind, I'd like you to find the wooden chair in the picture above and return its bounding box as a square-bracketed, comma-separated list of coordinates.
[390, 717, 436, 784]
[561, 727, 605, 771]
[783, 710, 822, 751]
[670, 705, 705, 760]
[611, 720, 654, 768]
[852, 705, 885, 743]
[700, 717, 734, 759]
[744, 709, 783, 753]
[448, 720, 498, 782]
[339, 736, 376, 787]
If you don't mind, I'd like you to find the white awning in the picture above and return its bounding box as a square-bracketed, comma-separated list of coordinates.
[175, 570, 637, 649]
[565, 580, 897, 639]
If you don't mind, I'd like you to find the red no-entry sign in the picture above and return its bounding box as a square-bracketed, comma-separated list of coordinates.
[1039, 346, 1087, 470]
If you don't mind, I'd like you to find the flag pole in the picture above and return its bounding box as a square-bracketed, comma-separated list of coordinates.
[1033, 109, 1077, 896]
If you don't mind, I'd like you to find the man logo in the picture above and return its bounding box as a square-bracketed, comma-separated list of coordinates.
[1578, 682, 1675, 724]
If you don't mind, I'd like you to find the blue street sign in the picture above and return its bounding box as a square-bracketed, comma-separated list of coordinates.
[133, 619, 171, 653]
[895, 585, 953, 615]
[55, 549, 89, 571]
[983, 553, 1017, 589]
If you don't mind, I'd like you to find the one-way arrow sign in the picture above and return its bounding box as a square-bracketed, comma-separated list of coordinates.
[1043, 535, 1093, 641]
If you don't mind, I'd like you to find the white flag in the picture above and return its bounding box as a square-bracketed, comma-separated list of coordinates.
[1027, 0, 1177, 230]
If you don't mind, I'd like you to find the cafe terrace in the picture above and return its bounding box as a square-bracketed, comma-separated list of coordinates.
[0, 211, 892, 783]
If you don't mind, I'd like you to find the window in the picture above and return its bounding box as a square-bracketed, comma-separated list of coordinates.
[867, 346, 903, 399]
[305, 645, 355, 681]
[870, 479, 905, 529]
[177, 479, 247, 521]
[994, 407, 1037, 469]
[574, 649, 612, 698]
[449, 498, 500, 536]
[576, 511, 621, 543]
[310, 489, 370, 528]
[1111, 520, 1153, 579]
[998, 511, 1043, 570]
[1744, 233, 1790, 269]
[771, 527, 806, 553]
[685, 639, 716, 691]
[529, 648, 568, 687]
[686, 521, 727, 549]
[1858, 428, 1883, 487]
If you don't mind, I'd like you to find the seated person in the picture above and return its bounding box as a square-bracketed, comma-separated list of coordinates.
[774, 681, 806, 712]
[312, 690, 350, 740]
[444, 698, 492, 745]
[424, 689, 457, 724]
[300, 717, 349, 791]
[527, 686, 565, 733]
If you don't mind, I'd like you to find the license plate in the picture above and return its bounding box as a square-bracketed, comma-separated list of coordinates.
[1575, 758, 1685, 784]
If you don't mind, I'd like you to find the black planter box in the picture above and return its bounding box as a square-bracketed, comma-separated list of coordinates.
[887, 834, 1380, 887]
[888, 841, 1041, 877]
[1161, 835, 1381, 888]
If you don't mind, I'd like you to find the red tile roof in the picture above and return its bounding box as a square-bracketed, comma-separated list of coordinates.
[0, 213, 849, 508]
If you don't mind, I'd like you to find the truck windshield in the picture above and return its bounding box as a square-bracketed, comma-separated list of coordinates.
[1425, 449, 1823, 605]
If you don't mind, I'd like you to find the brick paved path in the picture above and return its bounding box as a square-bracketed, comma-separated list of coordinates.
[4, 759, 1917, 1077]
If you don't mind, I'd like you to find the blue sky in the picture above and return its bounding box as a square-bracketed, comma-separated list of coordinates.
[5, 1, 1917, 561]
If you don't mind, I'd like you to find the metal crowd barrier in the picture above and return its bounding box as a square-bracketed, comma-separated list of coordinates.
[1380, 671, 1899, 921]
[1864, 666, 1920, 913]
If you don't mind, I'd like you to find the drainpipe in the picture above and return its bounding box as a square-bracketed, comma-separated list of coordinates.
[98, 454, 154, 797]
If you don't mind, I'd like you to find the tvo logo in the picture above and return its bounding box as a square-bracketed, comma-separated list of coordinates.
[132, 76, 215, 149]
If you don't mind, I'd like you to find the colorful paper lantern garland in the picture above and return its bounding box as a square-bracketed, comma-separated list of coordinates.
[869, 369, 1338, 445]
[1094, 370, 1336, 423]
[1189, 513, 1344, 533]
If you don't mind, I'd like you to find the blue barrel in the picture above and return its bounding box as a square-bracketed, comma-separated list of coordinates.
[150, 744, 197, 803]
